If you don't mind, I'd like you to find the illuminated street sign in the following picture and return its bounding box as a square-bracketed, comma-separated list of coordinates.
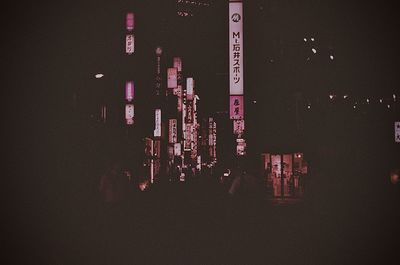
[230, 95, 244, 120]
[126, 34, 134, 54]
[173, 57, 182, 72]
[154, 109, 161, 137]
[169, 119, 178, 143]
[186, 77, 194, 100]
[125, 81, 134, 102]
[125, 104, 134, 125]
[229, 1, 243, 95]
[167, 68, 178, 88]
[126, 13, 134, 31]
[233, 119, 245, 135]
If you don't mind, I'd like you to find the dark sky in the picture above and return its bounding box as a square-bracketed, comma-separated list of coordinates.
[3, 0, 400, 164]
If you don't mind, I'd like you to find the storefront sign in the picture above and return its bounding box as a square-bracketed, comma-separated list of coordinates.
[169, 119, 178, 143]
[125, 81, 134, 102]
[126, 13, 134, 31]
[229, 1, 243, 95]
[230, 95, 244, 120]
[167, 68, 178, 88]
[154, 109, 161, 137]
[126, 34, 134, 54]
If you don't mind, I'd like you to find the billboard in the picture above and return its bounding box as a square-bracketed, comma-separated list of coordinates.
[126, 13, 134, 31]
[154, 109, 161, 137]
[173, 57, 182, 72]
[125, 81, 134, 102]
[169, 119, 178, 143]
[230, 95, 244, 120]
[126, 34, 134, 54]
[184, 124, 192, 151]
[167, 68, 178, 88]
[186, 77, 194, 100]
[229, 1, 243, 95]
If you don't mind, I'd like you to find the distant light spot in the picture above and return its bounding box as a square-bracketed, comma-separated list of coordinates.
[95, 73, 104, 79]
[311, 37, 315, 41]
[312, 48, 317, 54]
[303, 38, 307, 42]
[330, 55, 334, 60]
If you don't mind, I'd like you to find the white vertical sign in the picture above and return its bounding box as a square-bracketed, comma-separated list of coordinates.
[186, 77, 194, 100]
[229, 1, 243, 95]
[154, 109, 161, 137]
[126, 34, 134, 54]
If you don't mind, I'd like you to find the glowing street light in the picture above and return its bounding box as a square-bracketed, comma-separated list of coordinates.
[312, 48, 317, 54]
[311, 37, 315, 41]
[95, 73, 104, 79]
[303, 38, 307, 42]
[330, 55, 334, 60]
[343, 95, 348, 99]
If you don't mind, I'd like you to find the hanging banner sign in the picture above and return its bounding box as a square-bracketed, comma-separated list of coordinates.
[185, 100, 194, 124]
[169, 119, 178, 143]
[395, 121, 400, 143]
[167, 68, 178, 89]
[233, 119, 245, 135]
[229, 1, 243, 95]
[126, 13, 135, 31]
[230, 95, 244, 120]
[125, 104, 134, 125]
[173, 57, 182, 72]
[154, 109, 161, 137]
[125, 81, 134, 102]
[186, 77, 194, 100]
[126, 34, 135, 54]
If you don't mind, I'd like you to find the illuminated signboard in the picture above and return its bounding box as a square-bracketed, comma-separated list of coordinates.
[125, 81, 134, 102]
[167, 68, 178, 88]
[395, 121, 400, 143]
[169, 119, 178, 143]
[186, 77, 194, 100]
[173, 57, 182, 72]
[174, 143, 182, 156]
[233, 119, 245, 135]
[125, 104, 134, 125]
[154, 109, 161, 137]
[126, 34, 134, 54]
[126, 13, 134, 31]
[229, 1, 243, 95]
[230, 95, 244, 120]
[184, 124, 192, 151]
[185, 100, 194, 124]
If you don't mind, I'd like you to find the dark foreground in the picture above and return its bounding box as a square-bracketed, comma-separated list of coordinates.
[6, 171, 399, 265]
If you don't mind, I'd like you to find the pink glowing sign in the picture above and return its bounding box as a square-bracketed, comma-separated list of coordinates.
[167, 68, 178, 88]
[230, 95, 244, 120]
[125, 81, 134, 102]
[173, 57, 182, 72]
[126, 13, 134, 31]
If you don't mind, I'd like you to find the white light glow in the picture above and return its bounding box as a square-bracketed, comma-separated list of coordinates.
[304, 38, 307, 42]
[329, 95, 334, 100]
[343, 95, 348, 99]
[330, 55, 334, 60]
[95, 73, 104, 79]
[311, 37, 315, 41]
[312, 48, 317, 54]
